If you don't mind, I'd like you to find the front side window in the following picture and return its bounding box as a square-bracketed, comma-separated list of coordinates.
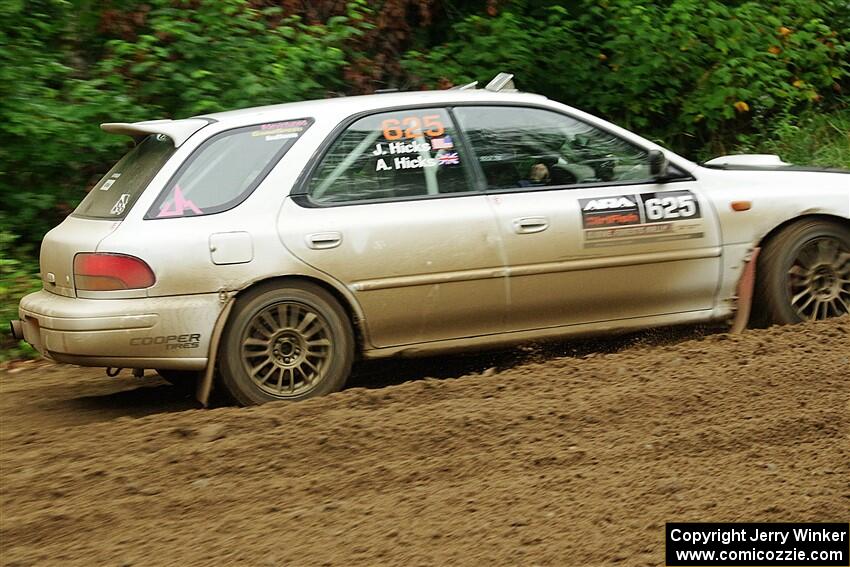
[453, 106, 651, 190]
[74, 135, 176, 219]
[308, 108, 471, 204]
[147, 118, 312, 218]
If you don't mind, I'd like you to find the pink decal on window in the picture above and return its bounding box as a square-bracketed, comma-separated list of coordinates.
[156, 185, 203, 218]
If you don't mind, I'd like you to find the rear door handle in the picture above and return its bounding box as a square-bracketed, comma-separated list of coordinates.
[306, 232, 342, 250]
[512, 216, 549, 234]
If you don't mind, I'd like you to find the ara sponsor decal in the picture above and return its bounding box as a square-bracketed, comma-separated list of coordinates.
[110, 193, 131, 215]
[582, 196, 637, 211]
[579, 194, 641, 228]
[580, 190, 703, 246]
[130, 333, 201, 350]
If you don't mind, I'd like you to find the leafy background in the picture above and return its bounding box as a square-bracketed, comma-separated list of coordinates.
[1, 0, 849, 356]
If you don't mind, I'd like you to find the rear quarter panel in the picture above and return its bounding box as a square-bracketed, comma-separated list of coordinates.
[94, 113, 340, 299]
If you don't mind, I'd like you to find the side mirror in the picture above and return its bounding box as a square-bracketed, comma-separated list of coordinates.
[572, 134, 590, 149]
[649, 149, 669, 180]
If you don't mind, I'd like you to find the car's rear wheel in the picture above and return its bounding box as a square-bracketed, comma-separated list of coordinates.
[219, 281, 354, 405]
[755, 219, 850, 325]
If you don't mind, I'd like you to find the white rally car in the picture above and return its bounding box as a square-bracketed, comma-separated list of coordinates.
[11, 75, 850, 405]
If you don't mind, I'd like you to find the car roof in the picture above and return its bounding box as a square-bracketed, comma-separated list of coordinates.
[196, 89, 551, 126]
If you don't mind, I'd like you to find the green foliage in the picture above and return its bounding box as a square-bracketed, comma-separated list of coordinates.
[0, 0, 135, 256]
[734, 109, 850, 168]
[404, 0, 850, 155]
[0, 0, 371, 253]
[0, 232, 40, 359]
[97, 0, 370, 117]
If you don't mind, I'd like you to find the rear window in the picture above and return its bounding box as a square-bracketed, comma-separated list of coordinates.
[74, 135, 176, 219]
[146, 118, 313, 219]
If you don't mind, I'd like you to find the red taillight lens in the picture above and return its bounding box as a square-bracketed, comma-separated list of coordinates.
[73, 253, 156, 291]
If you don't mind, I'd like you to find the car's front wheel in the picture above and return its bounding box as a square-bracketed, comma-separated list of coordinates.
[755, 219, 850, 325]
[219, 281, 354, 405]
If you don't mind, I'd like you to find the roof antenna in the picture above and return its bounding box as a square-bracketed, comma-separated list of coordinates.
[484, 73, 516, 92]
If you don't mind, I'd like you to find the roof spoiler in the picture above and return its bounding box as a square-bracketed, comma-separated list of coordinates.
[100, 118, 212, 147]
[484, 73, 516, 92]
[449, 73, 517, 92]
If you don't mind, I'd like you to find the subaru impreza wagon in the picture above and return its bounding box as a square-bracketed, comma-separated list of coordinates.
[11, 75, 849, 405]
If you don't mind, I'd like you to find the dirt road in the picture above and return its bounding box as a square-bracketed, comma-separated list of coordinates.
[1, 319, 848, 566]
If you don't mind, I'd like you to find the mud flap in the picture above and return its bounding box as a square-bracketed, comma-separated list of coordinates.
[729, 247, 760, 334]
[196, 298, 235, 407]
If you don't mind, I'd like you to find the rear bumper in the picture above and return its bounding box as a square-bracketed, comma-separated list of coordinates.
[17, 290, 223, 370]
[9, 319, 24, 340]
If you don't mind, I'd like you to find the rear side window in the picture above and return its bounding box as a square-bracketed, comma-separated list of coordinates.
[74, 135, 176, 220]
[308, 108, 472, 204]
[147, 118, 312, 219]
[453, 106, 651, 190]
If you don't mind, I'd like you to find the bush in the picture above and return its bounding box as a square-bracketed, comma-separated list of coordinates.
[0, 0, 371, 253]
[403, 0, 850, 157]
[0, 232, 40, 360]
[734, 109, 850, 168]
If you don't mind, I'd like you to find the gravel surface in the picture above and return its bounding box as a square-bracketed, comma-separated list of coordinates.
[1, 318, 848, 566]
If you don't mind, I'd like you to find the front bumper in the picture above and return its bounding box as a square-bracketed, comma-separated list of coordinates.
[17, 289, 223, 370]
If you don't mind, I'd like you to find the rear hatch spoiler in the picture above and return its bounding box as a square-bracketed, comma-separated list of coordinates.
[100, 118, 212, 147]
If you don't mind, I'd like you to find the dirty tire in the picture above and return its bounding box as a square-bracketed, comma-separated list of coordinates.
[755, 218, 850, 325]
[219, 281, 354, 405]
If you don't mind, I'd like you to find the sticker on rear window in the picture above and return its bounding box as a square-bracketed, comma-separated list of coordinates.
[110, 193, 131, 215]
[155, 185, 202, 218]
[253, 119, 310, 142]
[100, 173, 122, 191]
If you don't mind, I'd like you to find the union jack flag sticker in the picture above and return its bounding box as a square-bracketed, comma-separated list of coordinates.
[438, 152, 460, 165]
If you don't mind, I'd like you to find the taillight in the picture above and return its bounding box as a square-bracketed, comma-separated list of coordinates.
[73, 253, 156, 291]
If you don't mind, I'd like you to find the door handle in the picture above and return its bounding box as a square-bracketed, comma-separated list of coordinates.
[512, 216, 549, 234]
[306, 232, 342, 250]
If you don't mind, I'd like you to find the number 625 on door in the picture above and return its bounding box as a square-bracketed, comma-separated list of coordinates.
[640, 191, 702, 222]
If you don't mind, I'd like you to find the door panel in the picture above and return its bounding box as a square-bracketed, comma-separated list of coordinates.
[279, 196, 506, 347]
[489, 183, 721, 331]
[452, 104, 721, 331]
[279, 107, 507, 348]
